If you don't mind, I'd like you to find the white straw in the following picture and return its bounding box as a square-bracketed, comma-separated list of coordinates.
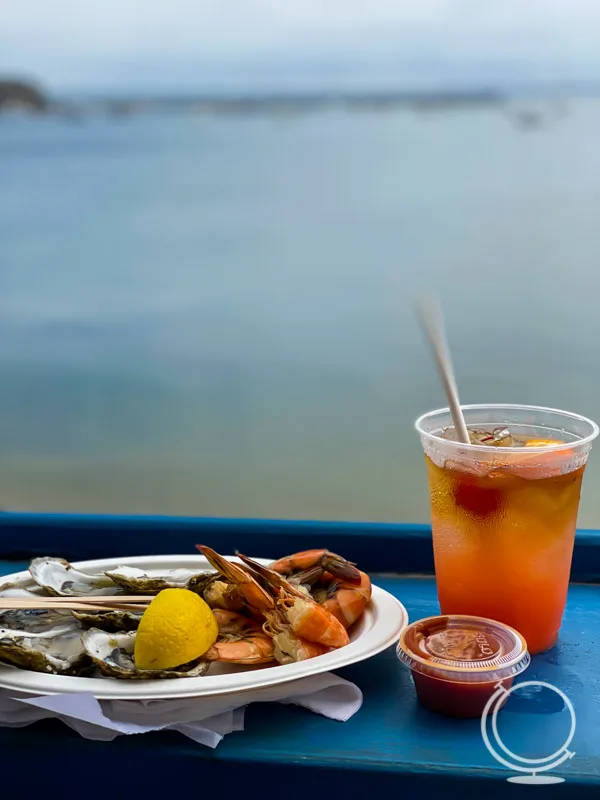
[417, 295, 470, 444]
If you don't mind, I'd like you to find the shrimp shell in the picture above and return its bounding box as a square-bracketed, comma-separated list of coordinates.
[237, 553, 350, 649]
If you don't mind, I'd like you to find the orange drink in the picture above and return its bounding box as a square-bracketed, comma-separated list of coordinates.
[415, 405, 598, 654]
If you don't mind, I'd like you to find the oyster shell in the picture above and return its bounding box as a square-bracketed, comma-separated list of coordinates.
[82, 628, 210, 680]
[29, 557, 120, 596]
[104, 565, 212, 594]
[0, 583, 47, 598]
[0, 607, 73, 633]
[0, 620, 90, 675]
[72, 609, 143, 633]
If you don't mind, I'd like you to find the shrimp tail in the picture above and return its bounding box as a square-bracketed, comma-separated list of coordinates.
[319, 554, 362, 584]
[268, 548, 362, 585]
[197, 545, 274, 612]
[236, 553, 307, 597]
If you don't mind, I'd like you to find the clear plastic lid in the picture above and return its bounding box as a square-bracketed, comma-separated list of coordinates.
[396, 614, 530, 683]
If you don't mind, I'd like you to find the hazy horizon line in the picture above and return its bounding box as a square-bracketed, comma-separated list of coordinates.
[4, 49, 600, 97]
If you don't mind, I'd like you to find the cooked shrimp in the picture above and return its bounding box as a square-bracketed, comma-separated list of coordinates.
[205, 608, 275, 665]
[187, 571, 249, 614]
[199, 545, 349, 649]
[269, 549, 361, 585]
[214, 597, 327, 665]
[263, 614, 330, 664]
[212, 608, 259, 635]
[197, 545, 274, 614]
[205, 633, 275, 665]
[202, 577, 246, 613]
[237, 553, 350, 649]
[312, 571, 372, 629]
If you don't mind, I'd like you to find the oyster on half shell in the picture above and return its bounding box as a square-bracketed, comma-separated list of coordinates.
[104, 565, 213, 594]
[0, 607, 74, 633]
[82, 628, 210, 680]
[0, 619, 90, 675]
[29, 557, 120, 596]
[72, 609, 143, 633]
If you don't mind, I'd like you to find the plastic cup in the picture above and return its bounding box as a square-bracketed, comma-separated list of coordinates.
[415, 404, 598, 655]
[397, 614, 530, 717]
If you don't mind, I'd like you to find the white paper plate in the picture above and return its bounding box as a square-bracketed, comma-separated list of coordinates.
[0, 554, 408, 700]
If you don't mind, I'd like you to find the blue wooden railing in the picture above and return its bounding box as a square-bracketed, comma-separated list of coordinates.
[0, 513, 597, 797]
[0, 512, 599, 581]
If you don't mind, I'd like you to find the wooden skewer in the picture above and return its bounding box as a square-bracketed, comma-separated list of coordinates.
[0, 600, 149, 609]
[0, 596, 152, 612]
[18, 595, 156, 604]
[0, 600, 149, 613]
[85, 604, 148, 612]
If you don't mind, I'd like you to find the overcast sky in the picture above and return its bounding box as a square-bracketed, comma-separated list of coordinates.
[2, 0, 600, 92]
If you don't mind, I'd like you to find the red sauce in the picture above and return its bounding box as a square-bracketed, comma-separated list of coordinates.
[396, 615, 530, 718]
[411, 671, 514, 718]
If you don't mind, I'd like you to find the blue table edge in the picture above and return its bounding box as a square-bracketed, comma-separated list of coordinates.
[0, 512, 597, 795]
[0, 512, 598, 582]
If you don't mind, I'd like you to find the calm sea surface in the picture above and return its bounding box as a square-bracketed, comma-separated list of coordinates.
[2, 99, 600, 524]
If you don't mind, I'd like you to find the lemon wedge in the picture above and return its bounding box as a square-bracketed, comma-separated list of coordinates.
[525, 439, 564, 448]
[134, 588, 218, 671]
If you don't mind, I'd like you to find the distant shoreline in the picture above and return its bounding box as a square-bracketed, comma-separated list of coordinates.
[0, 77, 593, 120]
[1, 81, 507, 118]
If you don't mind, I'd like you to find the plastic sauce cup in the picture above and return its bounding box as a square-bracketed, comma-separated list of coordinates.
[396, 614, 530, 718]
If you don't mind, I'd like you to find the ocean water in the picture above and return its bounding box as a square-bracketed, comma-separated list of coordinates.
[2, 99, 600, 524]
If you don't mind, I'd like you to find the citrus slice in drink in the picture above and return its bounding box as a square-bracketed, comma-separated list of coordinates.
[506, 438, 576, 479]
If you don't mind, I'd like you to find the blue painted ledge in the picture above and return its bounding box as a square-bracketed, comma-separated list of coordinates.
[0, 512, 599, 581]
[0, 513, 598, 798]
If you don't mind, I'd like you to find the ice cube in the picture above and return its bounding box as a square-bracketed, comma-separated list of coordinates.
[467, 428, 498, 446]
[441, 426, 514, 447]
[491, 427, 514, 447]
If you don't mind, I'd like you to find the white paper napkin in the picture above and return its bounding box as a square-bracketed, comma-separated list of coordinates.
[0, 672, 362, 748]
